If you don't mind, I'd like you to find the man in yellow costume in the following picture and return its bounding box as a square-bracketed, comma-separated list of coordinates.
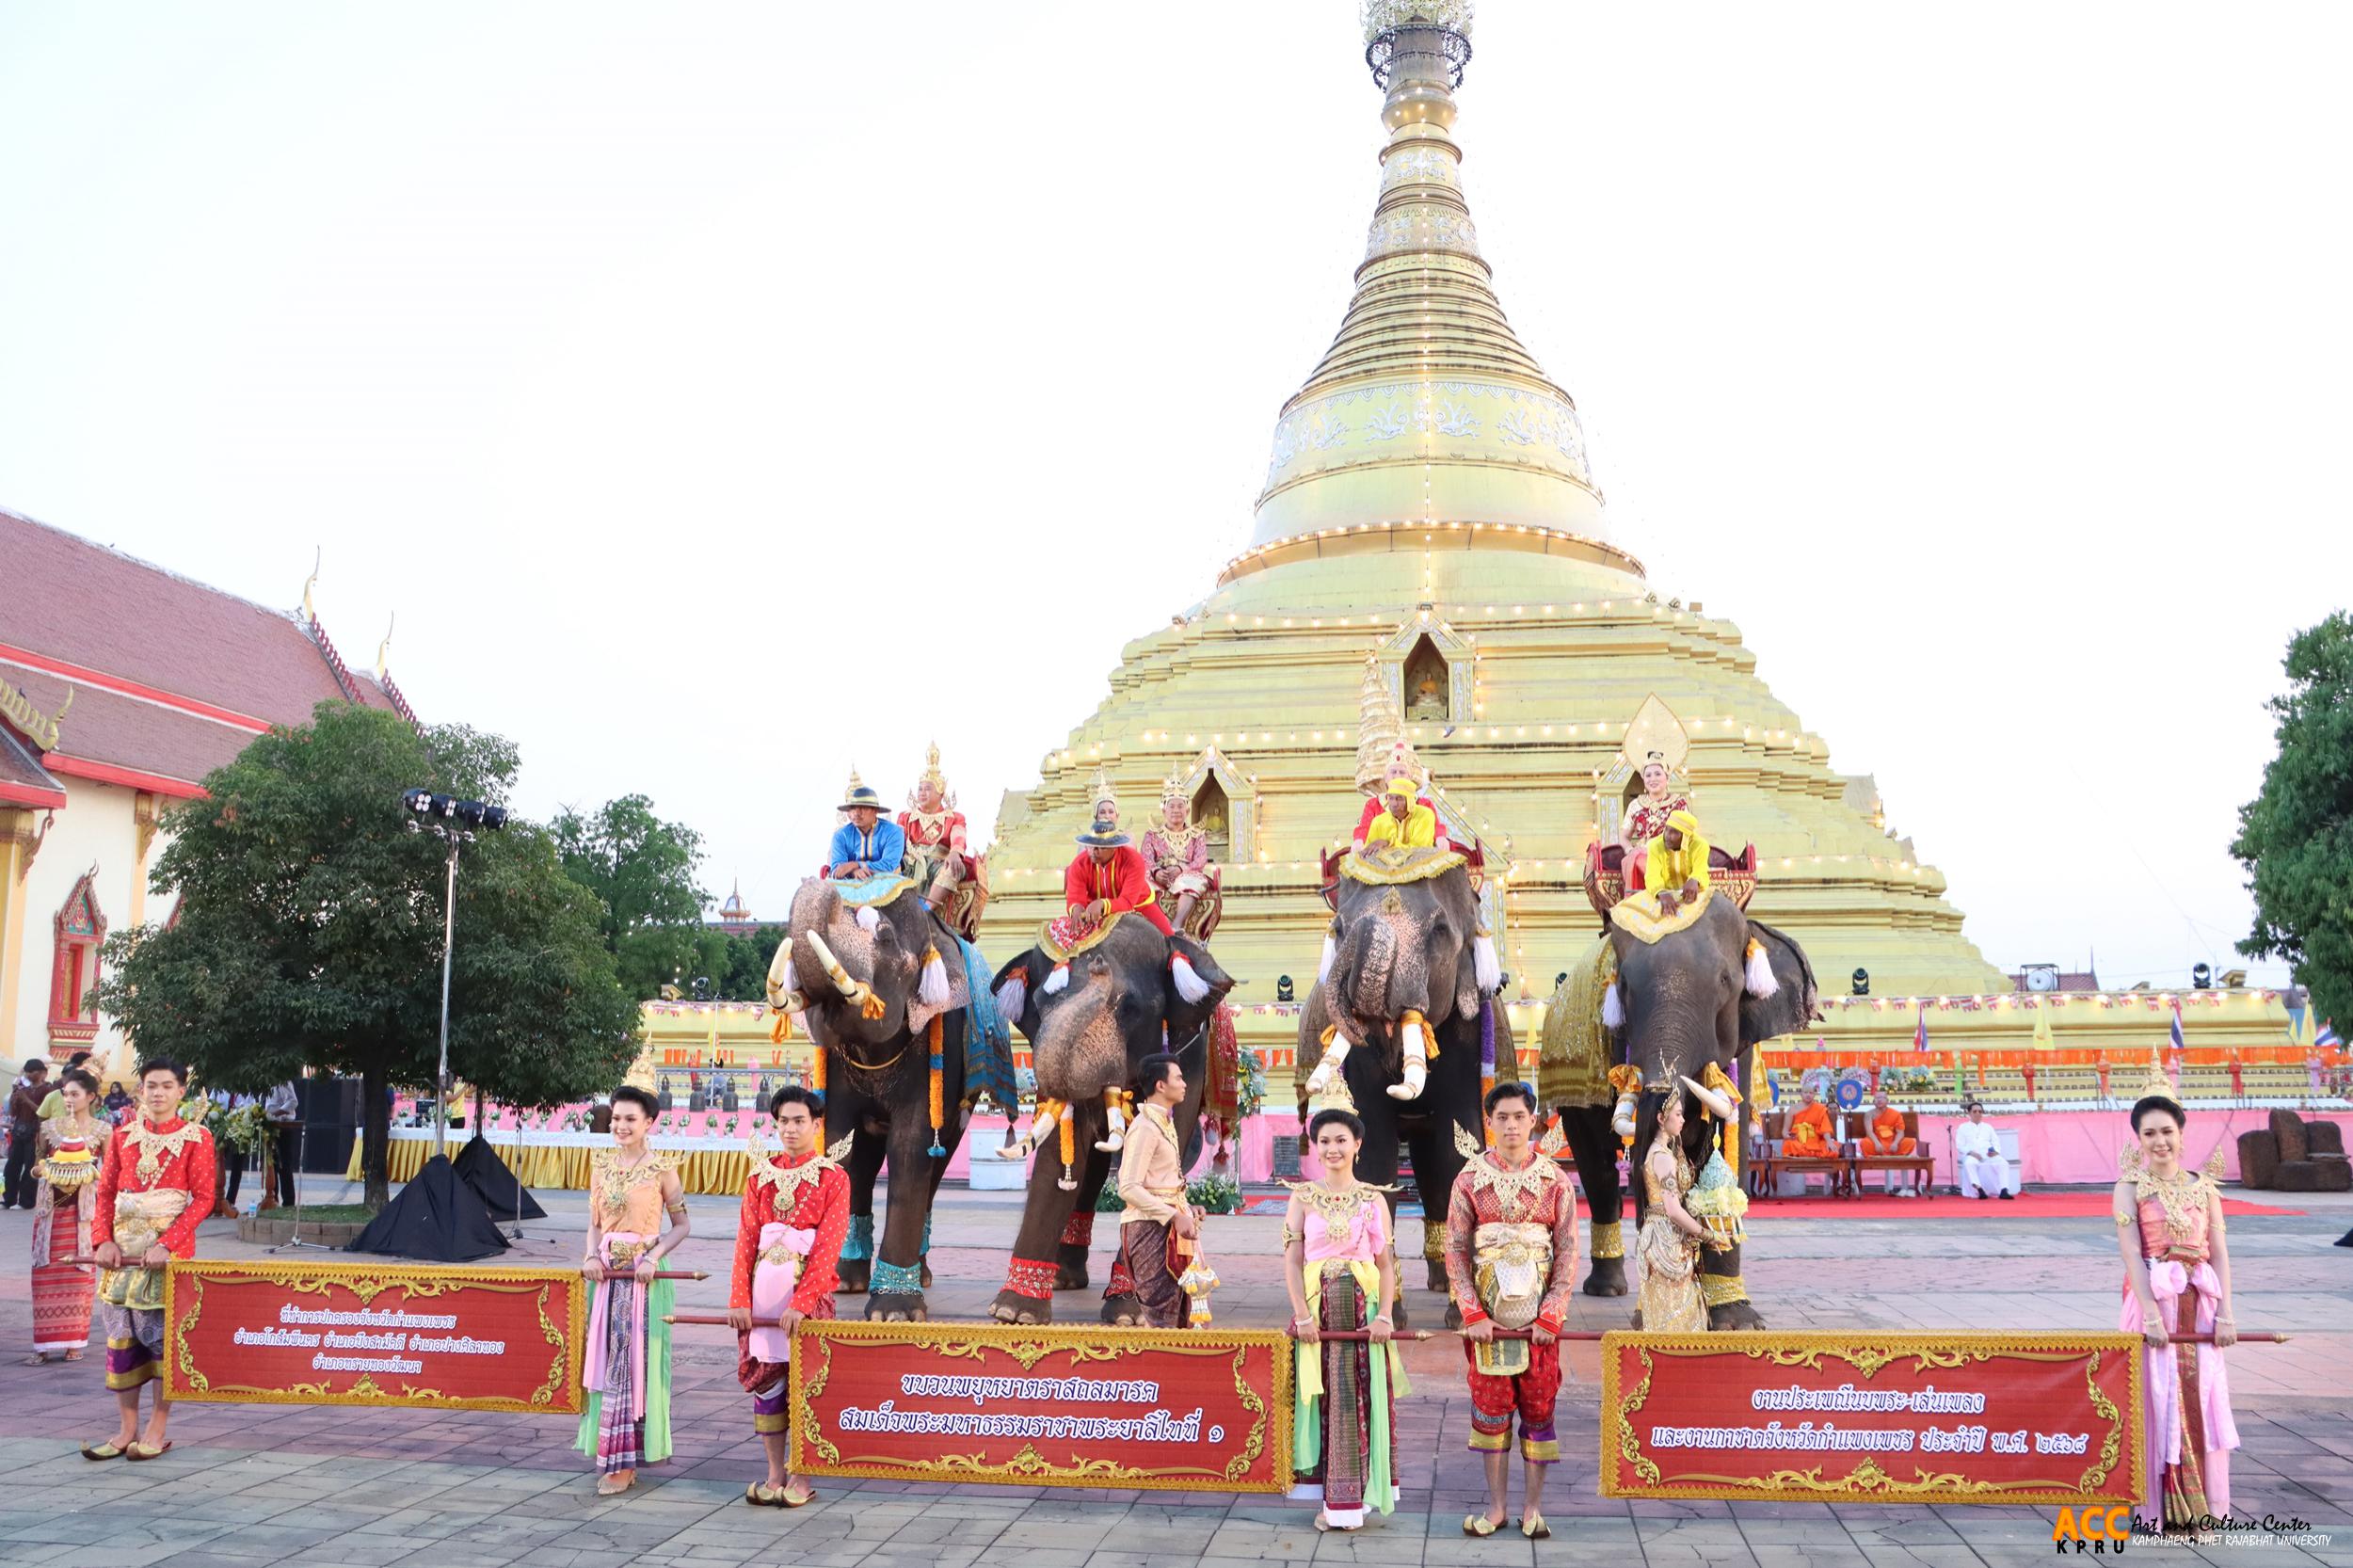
[1639, 808, 1709, 916]
[1354, 778, 1449, 852]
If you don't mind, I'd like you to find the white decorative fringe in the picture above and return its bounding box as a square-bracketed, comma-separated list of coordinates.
[1602, 981, 1625, 1031]
[856, 905, 881, 935]
[1472, 932, 1501, 994]
[918, 950, 952, 1008]
[993, 975, 1028, 1018]
[1388, 1017, 1429, 1100]
[1318, 931, 1337, 984]
[1304, 1027, 1353, 1096]
[1170, 952, 1210, 1004]
[1744, 939, 1780, 1000]
[1043, 963, 1070, 996]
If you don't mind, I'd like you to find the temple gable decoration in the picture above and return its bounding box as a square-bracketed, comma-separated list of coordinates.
[1171, 746, 1257, 867]
[48, 865, 105, 1048]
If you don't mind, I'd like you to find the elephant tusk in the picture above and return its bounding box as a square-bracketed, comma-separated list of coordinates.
[804, 931, 884, 1017]
[1093, 1087, 1130, 1153]
[1387, 1010, 1431, 1101]
[764, 935, 797, 1007]
[1305, 1023, 1353, 1096]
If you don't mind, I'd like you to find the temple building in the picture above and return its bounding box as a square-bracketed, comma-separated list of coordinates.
[0, 508, 409, 1080]
[969, 5, 2299, 1078]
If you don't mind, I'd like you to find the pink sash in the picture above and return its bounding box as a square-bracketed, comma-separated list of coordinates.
[583, 1230, 652, 1417]
[751, 1222, 818, 1363]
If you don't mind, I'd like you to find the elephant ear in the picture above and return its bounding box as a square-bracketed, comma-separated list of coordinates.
[989, 949, 1047, 1043]
[1737, 919, 1819, 1049]
[1164, 934, 1236, 1038]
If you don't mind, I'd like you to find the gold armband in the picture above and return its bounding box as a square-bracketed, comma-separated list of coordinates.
[1280, 1224, 1300, 1249]
[2112, 1212, 2136, 1226]
[1586, 1223, 1625, 1261]
[1698, 1272, 1748, 1308]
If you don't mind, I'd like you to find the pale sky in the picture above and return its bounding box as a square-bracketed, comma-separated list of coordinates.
[3, 3, 2345, 992]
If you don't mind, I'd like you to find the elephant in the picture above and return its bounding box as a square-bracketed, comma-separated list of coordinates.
[776, 876, 976, 1321]
[983, 916, 1236, 1324]
[1548, 893, 1816, 1330]
[1296, 845, 1516, 1327]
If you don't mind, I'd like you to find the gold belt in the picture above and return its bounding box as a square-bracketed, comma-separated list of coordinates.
[606, 1240, 645, 1265]
[759, 1243, 806, 1267]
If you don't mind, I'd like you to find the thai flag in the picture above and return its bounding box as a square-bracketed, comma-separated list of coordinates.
[2169, 1000, 2186, 1056]
[2321, 1017, 2342, 1048]
[1913, 1004, 1929, 1052]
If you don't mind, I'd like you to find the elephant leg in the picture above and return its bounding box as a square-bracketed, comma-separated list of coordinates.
[1401, 1112, 1466, 1330]
[1702, 1043, 1765, 1330]
[1564, 1110, 1628, 1298]
[834, 1101, 887, 1297]
[990, 1105, 1091, 1324]
[866, 1112, 937, 1322]
[1057, 1144, 1114, 1289]
[1703, 1238, 1766, 1330]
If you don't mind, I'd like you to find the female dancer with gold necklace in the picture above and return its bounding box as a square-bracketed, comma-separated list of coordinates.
[27, 1069, 104, 1363]
[1282, 1106, 1404, 1533]
[2114, 1073, 2238, 1540]
[577, 1085, 691, 1496]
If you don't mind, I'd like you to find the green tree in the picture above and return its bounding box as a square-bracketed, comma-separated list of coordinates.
[94, 702, 641, 1207]
[716, 925, 788, 1001]
[2234, 612, 2353, 1023]
[551, 794, 711, 1000]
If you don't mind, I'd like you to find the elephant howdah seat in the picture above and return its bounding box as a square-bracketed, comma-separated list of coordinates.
[1320, 841, 1481, 907]
[1584, 840, 1756, 920]
[1848, 1110, 1935, 1197]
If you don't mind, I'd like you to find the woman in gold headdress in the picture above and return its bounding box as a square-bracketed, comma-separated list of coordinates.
[2114, 1069, 2238, 1540]
[1633, 1080, 1719, 1333]
[1619, 752, 1691, 875]
[1141, 775, 1212, 934]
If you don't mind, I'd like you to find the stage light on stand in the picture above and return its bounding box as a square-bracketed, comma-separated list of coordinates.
[403, 786, 510, 1167]
[1851, 968, 1871, 998]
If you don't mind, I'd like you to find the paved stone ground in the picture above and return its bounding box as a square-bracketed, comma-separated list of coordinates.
[0, 1176, 2346, 1568]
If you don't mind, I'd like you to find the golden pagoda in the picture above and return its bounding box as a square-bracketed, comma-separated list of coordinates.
[969, 5, 2299, 1077]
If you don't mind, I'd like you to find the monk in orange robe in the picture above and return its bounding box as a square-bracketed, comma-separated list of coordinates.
[1864, 1091, 1914, 1155]
[1780, 1088, 1834, 1158]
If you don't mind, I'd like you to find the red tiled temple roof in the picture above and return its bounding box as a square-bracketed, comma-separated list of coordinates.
[0, 507, 405, 793]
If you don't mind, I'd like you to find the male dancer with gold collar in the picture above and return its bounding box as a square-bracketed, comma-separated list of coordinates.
[1443, 1081, 1573, 1541]
[727, 1087, 849, 1507]
[85, 1058, 216, 1462]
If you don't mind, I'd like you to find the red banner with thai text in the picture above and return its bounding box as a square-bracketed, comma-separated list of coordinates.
[1602, 1331, 2144, 1506]
[164, 1261, 585, 1413]
[792, 1320, 1292, 1492]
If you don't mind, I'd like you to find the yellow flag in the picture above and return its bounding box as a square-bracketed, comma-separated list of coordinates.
[2030, 1003, 2055, 1051]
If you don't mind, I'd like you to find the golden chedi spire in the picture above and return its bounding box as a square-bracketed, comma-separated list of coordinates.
[1239, 3, 1635, 588]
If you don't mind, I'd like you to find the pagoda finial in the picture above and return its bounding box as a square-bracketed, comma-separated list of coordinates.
[1362, 2, 1473, 98]
[301, 545, 321, 623]
[375, 612, 395, 681]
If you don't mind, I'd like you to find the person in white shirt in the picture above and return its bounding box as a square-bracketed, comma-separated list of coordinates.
[1954, 1101, 2014, 1199]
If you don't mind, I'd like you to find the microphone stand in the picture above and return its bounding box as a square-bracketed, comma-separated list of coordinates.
[268, 1118, 332, 1253]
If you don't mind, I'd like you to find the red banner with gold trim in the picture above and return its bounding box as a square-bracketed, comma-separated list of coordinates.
[1602, 1331, 2144, 1506]
[164, 1261, 585, 1413]
[792, 1321, 1292, 1493]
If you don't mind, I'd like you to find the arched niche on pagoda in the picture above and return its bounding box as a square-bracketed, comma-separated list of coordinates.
[1174, 747, 1256, 868]
[1372, 613, 1474, 728]
[48, 866, 105, 1052]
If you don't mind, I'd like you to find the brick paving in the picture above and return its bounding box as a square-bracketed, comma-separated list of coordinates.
[0, 1177, 2346, 1567]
